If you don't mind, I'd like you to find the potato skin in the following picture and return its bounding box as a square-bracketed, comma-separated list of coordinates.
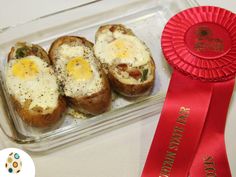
[95, 24, 135, 41]
[108, 59, 155, 97]
[11, 96, 66, 128]
[67, 74, 111, 115]
[49, 36, 94, 65]
[8, 42, 51, 64]
[95, 24, 156, 97]
[49, 36, 112, 115]
[7, 42, 67, 128]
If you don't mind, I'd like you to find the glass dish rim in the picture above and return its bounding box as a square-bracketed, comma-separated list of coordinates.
[0, 0, 200, 146]
[0, 0, 199, 33]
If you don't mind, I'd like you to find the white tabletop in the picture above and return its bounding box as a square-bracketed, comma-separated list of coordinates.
[0, 0, 236, 177]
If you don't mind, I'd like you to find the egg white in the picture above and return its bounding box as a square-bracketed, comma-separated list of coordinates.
[55, 44, 103, 97]
[58, 44, 84, 59]
[6, 56, 59, 110]
[94, 30, 151, 67]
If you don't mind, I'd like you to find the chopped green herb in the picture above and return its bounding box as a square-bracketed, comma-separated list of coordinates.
[141, 69, 148, 82]
[15, 47, 30, 58]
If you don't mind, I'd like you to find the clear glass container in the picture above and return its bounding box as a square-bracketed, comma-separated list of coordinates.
[0, 0, 198, 152]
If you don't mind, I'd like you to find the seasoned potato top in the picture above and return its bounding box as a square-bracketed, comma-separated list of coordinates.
[54, 43, 103, 97]
[6, 56, 59, 111]
[94, 29, 151, 68]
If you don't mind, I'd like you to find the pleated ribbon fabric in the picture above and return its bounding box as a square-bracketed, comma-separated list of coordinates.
[142, 6, 236, 177]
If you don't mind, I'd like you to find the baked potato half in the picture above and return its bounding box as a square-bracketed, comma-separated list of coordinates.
[6, 42, 66, 128]
[94, 24, 155, 97]
[49, 36, 111, 115]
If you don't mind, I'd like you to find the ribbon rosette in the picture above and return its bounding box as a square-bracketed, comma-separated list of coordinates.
[142, 6, 236, 177]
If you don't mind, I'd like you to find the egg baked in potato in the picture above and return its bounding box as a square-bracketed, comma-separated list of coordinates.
[49, 36, 111, 115]
[94, 24, 155, 97]
[6, 42, 67, 128]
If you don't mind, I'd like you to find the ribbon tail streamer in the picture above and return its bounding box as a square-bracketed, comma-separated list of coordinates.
[189, 79, 235, 177]
[141, 71, 213, 177]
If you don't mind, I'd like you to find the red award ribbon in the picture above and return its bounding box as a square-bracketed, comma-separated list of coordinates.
[142, 70, 213, 177]
[142, 6, 236, 177]
[190, 79, 234, 177]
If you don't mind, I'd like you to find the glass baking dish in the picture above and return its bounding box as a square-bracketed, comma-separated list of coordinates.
[0, 0, 198, 152]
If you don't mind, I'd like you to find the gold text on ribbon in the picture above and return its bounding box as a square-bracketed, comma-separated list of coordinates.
[203, 156, 217, 177]
[159, 107, 190, 177]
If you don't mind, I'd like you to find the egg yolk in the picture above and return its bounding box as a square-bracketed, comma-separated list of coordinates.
[12, 58, 39, 79]
[112, 38, 134, 59]
[66, 57, 93, 81]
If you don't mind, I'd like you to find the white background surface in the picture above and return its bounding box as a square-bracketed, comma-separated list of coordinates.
[0, 0, 236, 177]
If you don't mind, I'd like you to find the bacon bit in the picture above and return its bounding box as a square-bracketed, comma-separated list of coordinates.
[116, 63, 128, 71]
[109, 26, 116, 32]
[32, 46, 38, 55]
[128, 69, 142, 80]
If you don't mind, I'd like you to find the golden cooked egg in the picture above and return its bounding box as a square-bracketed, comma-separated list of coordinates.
[94, 30, 151, 67]
[55, 44, 102, 97]
[12, 58, 39, 79]
[66, 57, 93, 81]
[6, 56, 59, 110]
[110, 38, 134, 59]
